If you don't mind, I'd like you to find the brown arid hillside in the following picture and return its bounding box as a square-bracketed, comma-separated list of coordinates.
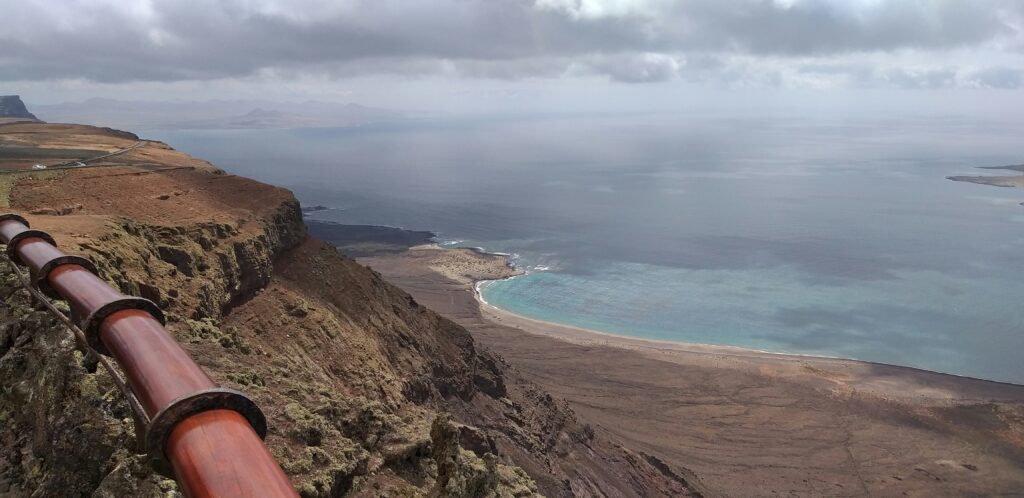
[0, 122, 705, 497]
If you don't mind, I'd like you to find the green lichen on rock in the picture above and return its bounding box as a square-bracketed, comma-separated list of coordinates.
[226, 370, 266, 387]
[91, 452, 179, 498]
[183, 318, 251, 353]
[275, 402, 371, 497]
[285, 402, 339, 447]
[431, 415, 539, 498]
[0, 258, 179, 497]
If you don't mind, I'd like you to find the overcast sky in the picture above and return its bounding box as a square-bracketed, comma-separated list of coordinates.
[4, 0, 1024, 114]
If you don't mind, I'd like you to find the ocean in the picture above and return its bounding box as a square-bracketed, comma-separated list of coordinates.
[151, 112, 1024, 383]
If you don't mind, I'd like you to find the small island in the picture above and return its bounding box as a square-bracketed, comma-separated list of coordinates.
[948, 164, 1024, 189]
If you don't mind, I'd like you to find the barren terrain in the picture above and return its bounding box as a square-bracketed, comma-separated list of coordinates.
[361, 245, 1024, 497]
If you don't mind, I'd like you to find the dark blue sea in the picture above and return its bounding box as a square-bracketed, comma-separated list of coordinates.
[151, 112, 1024, 383]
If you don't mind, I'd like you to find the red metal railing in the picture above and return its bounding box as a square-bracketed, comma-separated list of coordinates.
[0, 214, 298, 498]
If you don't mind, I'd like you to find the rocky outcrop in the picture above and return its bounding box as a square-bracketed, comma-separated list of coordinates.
[430, 415, 537, 497]
[0, 95, 38, 120]
[0, 258, 174, 496]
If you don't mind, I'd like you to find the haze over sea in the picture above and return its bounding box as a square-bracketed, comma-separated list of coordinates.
[154, 112, 1024, 384]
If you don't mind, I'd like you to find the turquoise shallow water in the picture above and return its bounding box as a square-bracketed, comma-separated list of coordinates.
[479, 265, 1024, 381]
[151, 112, 1024, 384]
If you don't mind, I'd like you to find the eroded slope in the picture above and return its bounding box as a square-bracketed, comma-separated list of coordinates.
[0, 124, 703, 497]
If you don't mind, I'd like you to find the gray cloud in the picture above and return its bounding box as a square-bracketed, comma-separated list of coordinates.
[967, 66, 1024, 89]
[580, 53, 682, 83]
[1, 0, 1022, 86]
[885, 67, 957, 89]
[672, 1, 1015, 55]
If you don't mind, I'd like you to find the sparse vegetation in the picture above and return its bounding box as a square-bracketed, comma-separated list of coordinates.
[0, 170, 64, 208]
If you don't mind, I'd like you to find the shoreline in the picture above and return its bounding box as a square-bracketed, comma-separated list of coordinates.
[477, 286, 1024, 389]
[468, 249, 1024, 389]
[355, 232, 1024, 496]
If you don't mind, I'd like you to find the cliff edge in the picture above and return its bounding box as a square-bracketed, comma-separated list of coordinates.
[0, 123, 704, 497]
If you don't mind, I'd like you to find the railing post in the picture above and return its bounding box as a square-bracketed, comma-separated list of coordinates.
[0, 214, 298, 498]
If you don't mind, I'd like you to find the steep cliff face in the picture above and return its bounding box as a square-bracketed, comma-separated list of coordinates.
[0, 169, 540, 497]
[0, 96, 37, 120]
[0, 124, 703, 497]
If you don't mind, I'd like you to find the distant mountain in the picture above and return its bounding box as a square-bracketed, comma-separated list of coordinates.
[979, 164, 1024, 173]
[32, 98, 408, 130]
[0, 95, 39, 120]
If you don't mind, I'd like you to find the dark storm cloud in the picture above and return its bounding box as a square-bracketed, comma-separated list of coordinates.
[1, 0, 1022, 84]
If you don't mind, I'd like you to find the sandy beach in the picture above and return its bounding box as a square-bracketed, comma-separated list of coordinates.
[360, 244, 1024, 497]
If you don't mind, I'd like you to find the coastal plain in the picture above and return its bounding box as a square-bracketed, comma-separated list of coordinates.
[359, 244, 1024, 497]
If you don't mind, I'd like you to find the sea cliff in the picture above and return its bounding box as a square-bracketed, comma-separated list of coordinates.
[0, 122, 702, 497]
[0, 96, 37, 121]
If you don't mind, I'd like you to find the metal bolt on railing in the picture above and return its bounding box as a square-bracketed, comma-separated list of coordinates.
[0, 213, 298, 498]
